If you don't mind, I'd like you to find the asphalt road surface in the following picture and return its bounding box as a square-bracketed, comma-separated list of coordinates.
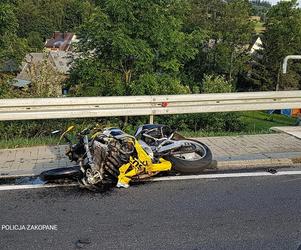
[0, 175, 301, 250]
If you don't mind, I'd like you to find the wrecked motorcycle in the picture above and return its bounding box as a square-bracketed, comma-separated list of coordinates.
[40, 124, 213, 189]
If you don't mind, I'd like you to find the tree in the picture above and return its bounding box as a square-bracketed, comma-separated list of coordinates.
[202, 74, 233, 93]
[70, 0, 199, 97]
[198, 73, 244, 131]
[26, 31, 44, 51]
[183, 0, 254, 91]
[0, 3, 27, 73]
[28, 57, 64, 97]
[247, 0, 301, 91]
[15, 0, 92, 40]
[251, 0, 271, 21]
[14, 0, 60, 39]
[0, 3, 18, 36]
[184, 0, 224, 33]
[265, 0, 301, 90]
[62, 0, 93, 32]
[0, 3, 28, 98]
[216, 0, 254, 80]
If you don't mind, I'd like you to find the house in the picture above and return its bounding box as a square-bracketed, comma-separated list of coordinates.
[12, 53, 45, 88]
[44, 32, 78, 52]
[0, 59, 20, 74]
[12, 51, 76, 88]
[250, 16, 261, 22]
[202, 37, 262, 55]
[48, 51, 76, 75]
[249, 36, 263, 55]
[202, 38, 222, 52]
[8, 31, 79, 88]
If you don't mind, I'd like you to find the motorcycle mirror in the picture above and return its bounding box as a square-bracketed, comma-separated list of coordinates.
[59, 125, 75, 142]
[51, 130, 61, 135]
[66, 125, 75, 133]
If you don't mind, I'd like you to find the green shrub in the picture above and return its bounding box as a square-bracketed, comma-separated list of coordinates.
[156, 112, 245, 133]
[0, 117, 122, 141]
[156, 74, 245, 133]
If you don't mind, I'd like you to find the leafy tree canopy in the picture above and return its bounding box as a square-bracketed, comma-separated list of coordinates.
[250, 0, 271, 20]
[14, 0, 93, 39]
[183, 0, 254, 91]
[247, 0, 301, 90]
[70, 0, 202, 96]
[0, 3, 27, 69]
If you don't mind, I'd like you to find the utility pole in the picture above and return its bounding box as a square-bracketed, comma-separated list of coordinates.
[282, 55, 301, 125]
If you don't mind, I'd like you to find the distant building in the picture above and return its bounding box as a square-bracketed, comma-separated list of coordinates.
[0, 59, 20, 73]
[12, 53, 45, 88]
[203, 36, 262, 55]
[249, 36, 263, 55]
[250, 16, 261, 22]
[44, 32, 78, 52]
[48, 51, 76, 75]
[12, 51, 76, 88]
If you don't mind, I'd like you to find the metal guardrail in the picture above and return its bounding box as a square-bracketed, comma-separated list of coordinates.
[1, 91, 301, 121]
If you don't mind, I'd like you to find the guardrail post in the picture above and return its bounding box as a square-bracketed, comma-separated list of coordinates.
[149, 115, 154, 124]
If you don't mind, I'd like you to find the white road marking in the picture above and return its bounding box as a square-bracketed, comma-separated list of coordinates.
[150, 170, 301, 182]
[0, 183, 77, 191]
[1, 170, 301, 191]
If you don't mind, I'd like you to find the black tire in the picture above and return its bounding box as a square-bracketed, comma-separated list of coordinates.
[40, 166, 83, 181]
[165, 140, 213, 174]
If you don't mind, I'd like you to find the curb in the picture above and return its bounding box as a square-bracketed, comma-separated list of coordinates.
[216, 157, 300, 171]
[0, 173, 35, 179]
[1, 157, 301, 180]
[270, 127, 301, 140]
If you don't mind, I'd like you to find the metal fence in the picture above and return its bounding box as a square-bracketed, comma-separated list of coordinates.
[1, 91, 301, 122]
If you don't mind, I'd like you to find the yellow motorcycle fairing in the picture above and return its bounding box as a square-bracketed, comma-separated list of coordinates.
[117, 140, 172, 186]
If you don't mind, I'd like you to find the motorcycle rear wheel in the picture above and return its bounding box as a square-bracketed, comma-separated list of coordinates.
[165, 140, 212, 174]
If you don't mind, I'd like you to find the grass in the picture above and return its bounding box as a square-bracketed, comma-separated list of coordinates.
[239, 111, 296, 131]
[0, 137, 58, 149]
[254, 22, 266, 34]
[180, 111, 297, 137]
[0, 111, 297, 149]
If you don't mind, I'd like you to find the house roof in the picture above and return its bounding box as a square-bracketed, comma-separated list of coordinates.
[45, 32, 75, 51]
[49, 51, 76, 74]
[16, 53, 47, 81]
[10, 50, 77, 88]
[250, 36, 263, 54]
[0, 59, 20, 72]
[11, 79, 31, 88]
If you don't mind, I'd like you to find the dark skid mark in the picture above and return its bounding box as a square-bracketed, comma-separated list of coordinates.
[0, 176, 44, 185]
[267, 168, 278, 174]
[75, 238, 91, 249]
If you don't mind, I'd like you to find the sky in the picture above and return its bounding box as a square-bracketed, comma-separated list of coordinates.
[268, 0, 301, 5]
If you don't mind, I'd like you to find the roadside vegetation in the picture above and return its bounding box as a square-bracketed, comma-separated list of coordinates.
[0, 111, 296, 149]
[0, 0, 301, 148]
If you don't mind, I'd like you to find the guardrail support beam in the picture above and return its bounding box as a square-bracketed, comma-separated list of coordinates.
[283, 55, 301, 74]
[2, 91, 301, 121]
